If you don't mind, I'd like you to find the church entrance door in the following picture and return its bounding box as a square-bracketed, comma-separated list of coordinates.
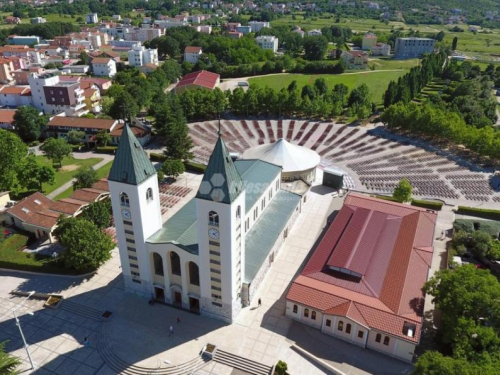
[173, 291, 182, 307]
[154, 287, 164, 301]
[189, 297, 200, 314]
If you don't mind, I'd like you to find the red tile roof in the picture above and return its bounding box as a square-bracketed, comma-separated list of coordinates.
[0, 86, 31, 96]
[0, 109, 16, 124]
[91, 179, 109, 192]
[287, 193, 437, 343]
[70, 188, 109, 202]
[25, 210, 61, 229]
[91, 57, 112, 64]
[50, 198, 88, 215]
[185, 46, 202, 53]
[5, 192, 54, 223]
[109, 123, 149, 138]
[176, 70, 219, 90]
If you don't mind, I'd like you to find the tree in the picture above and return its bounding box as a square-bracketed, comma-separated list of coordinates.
[452, 36, 458, 51]
[42, 138, 72, 168]
[413, 351, 477, 375]
[436, 31, 445, 42]
[73, 166, 98, 190]
[314, 78, 328, 96]
[81, 200, 111, 229]
[159, 95, 193, 160]
[275, 361, 288, 375]
[0, 341, 21, 375]
[303, 35, 328, 60]
[78, 52, 90, 65]
[422, 266, 500, 357]
[95, 129, 111, 147]
[67, 130, 85, 144]
[348, 84, 372, 119]
[55, 217, 114, 271]
[161, 159, 185, 179]
[17, 155, 55, 192]
[0, 129, 28, 191]
[13, 106, 47, 142]
[108, 91, 139, 120]
[393, 178, 412, 202]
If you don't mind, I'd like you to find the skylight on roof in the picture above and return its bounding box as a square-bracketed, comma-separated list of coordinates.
[22, 207, 30, 213]
[34, 199, 41, 205]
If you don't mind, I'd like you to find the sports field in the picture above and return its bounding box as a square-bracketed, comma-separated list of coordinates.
[248, 70, 406, 105]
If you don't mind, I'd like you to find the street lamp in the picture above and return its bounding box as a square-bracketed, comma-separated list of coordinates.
[11, 291, 36, 370]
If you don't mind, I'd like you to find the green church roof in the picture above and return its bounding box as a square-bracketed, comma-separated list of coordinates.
[196, 136, 243, 204]
[108, 124, 157, 185]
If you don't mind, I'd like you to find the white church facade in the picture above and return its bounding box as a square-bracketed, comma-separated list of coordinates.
[108, 125, 306, 322]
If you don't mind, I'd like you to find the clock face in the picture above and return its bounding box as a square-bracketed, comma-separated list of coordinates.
[121, 209, 131, 219]
[208, 228, 220, 239]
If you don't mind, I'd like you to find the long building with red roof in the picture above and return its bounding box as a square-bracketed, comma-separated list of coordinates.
[285, 193, 437, 363]
[174, 70, 220, 94]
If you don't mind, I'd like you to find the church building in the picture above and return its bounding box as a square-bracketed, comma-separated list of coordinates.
[108, 125, 304, 322]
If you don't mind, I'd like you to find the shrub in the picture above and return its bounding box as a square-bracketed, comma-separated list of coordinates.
[454, 219, 500, 238]
[456, 206, 500, 221]
[184, 160, 206, 173]
[150, 152, 166, 162]
[275, 360, 288, 375]
[30, 140, 40, 146]
[411, 199, 443, 211]
[454, 219, 475, 233]
[96, 146, 117, 154]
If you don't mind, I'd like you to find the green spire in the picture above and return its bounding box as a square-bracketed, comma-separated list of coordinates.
[108, 124, 156, 185]
[196, 136, 243, 204]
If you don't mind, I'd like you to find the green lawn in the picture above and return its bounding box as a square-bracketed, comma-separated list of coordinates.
[368, 57, 420, 71]
[248, 70, 407, 105]
[35, 155, 102, 195]
[53, 160, 113, 201]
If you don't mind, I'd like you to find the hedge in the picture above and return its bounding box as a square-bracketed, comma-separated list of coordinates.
[371, 195, 400, 202]
[456, 206, 500, 221]
[411, 199, 443, 211]
[184, 160, 206, 173]
[96, 146, 117, 154]
[150, 152, 166, 162]
[454, 219, 500, 237]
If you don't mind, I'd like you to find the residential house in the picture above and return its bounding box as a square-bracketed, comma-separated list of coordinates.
[0, 45, 42, 65]
[127, 45, 159, 68]
[61, 65, 90, 75]
[371, 43, 391, 56]
[228, 32, 243, 39]
[249, 21, 270, 32]
[307, 29, 322, 36]
[286, 193, 437, 363]
[341, 50, 369, 69]
[193, 25, 212, 34]
[89, 51, 121, 63]
[225, 22, 241, 31]
[174, 70, 220, 94]
[255, 36, 279, 53]
[139, 63, 159, 75]
[292, 27, 305, 38]
[31, 17, 47, 24]
[184, 46, 202, 64]
[80, 81, 101, 113]
[0, 109, 17, 129]
[236, 26, 252, 34]
[0, 86, 33, 107]
[362, 33, 377, 50]
[5, 17, 21, 25]
[91, 57, 117, 77]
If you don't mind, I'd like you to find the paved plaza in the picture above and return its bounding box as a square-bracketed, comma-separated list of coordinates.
[0, 170, 422, 375]
[188, 119, 500, 206]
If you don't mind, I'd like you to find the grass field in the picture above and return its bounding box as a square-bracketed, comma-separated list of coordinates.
[248, 70, 406, 105]
[35, 155, 102, 195]
[271, 15, 500, 60]
[53, 160, 113, 200]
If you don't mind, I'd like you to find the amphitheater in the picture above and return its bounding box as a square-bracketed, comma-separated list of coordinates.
[188, 119, 500, 205]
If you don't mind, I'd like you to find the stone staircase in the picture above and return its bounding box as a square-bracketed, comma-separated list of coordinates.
[59, 300, 109, 321]
[98, 323, 211, 375]
[214, 349, 272, 375]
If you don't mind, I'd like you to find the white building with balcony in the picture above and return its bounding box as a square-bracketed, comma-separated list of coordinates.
[127, 45, 159, 67]
[255, 36, 278, 53]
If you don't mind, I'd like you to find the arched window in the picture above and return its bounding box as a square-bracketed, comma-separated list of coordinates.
[346, 323, 351, 334]
[170, 252, 181, 276]
[383, 336, 390, 346]
[375, 333, 382, 343]
[146, 188, 153, 202]
[311, 311, 316, 320]
[189, 262, 200, 286]
[304, 308, 309, 318]
[208, 211, 219, 226]
[293, 305, 298, 314]
[338, 320, 344, 331]
[120, 192, 129, 207]
[236, 206, 241, 219]
[153, 253, 163, 276]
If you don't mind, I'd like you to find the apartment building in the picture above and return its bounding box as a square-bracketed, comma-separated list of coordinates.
[91, 58, 117, 77]
[8, 36, 41, 46]
[28, 71, 88, 116]
[85, 13, 99, 24]
[394, 38, 436, 59]
[127, 45, 158, 67]
[249, 21, 270, 32]
[255, 36, 278, 53]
